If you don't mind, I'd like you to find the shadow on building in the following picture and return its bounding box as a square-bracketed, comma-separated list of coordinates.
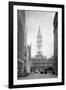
[53, 12, 58, 75]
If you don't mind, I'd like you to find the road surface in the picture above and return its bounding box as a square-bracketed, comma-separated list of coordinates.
[18, 73, 57, 80]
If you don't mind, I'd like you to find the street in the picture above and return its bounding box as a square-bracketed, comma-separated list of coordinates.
[18, 73, 57, 80]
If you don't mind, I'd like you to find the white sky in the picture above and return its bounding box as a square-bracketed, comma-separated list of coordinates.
[25, 11, 55, 58]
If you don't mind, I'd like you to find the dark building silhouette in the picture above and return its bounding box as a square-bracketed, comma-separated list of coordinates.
[53, 12, 58, 75]
[17, 10, 25, 61]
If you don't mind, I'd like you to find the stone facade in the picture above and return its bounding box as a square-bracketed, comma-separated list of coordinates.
[30, 27, 55, 74]
[17, 10, 28, 77]
[17, 10, 25, 60]
[31, 56, 55, 74]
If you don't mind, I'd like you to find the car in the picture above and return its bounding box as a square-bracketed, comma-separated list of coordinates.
[45, 67, 54, 75]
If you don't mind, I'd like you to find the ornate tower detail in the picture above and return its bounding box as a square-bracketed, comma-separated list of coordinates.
[37, 26, 42, 56]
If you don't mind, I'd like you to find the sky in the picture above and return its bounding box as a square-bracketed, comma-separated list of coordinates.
[25, 10, 55, 58]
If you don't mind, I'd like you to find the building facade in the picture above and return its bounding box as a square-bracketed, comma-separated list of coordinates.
[53, 12, 58, 75]
[17, 10, 25, 61]
[31, 26, 55, 74]
[17, 11, 30, 78]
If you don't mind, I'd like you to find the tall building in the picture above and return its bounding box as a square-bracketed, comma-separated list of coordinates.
[17, 10, 26, 78]
[17, 10, 25, 60]
[53, 12, 58, 75]
[17, 11, 30, 77]
[37, 26, 42, 54]
[36, 26, 43, 60]
[31, 26, 47, 73]
[31, 26, 57, 75]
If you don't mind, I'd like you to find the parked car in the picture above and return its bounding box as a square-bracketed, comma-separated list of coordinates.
[45, 67, 55, 75]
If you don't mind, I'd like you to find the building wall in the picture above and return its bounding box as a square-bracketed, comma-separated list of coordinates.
[31, 58, 55, 72]
[17, 10, 26, 77]
[53, 12, 58, 58]
[17, 10, 25, 60]
[53, 12, 58, 75]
